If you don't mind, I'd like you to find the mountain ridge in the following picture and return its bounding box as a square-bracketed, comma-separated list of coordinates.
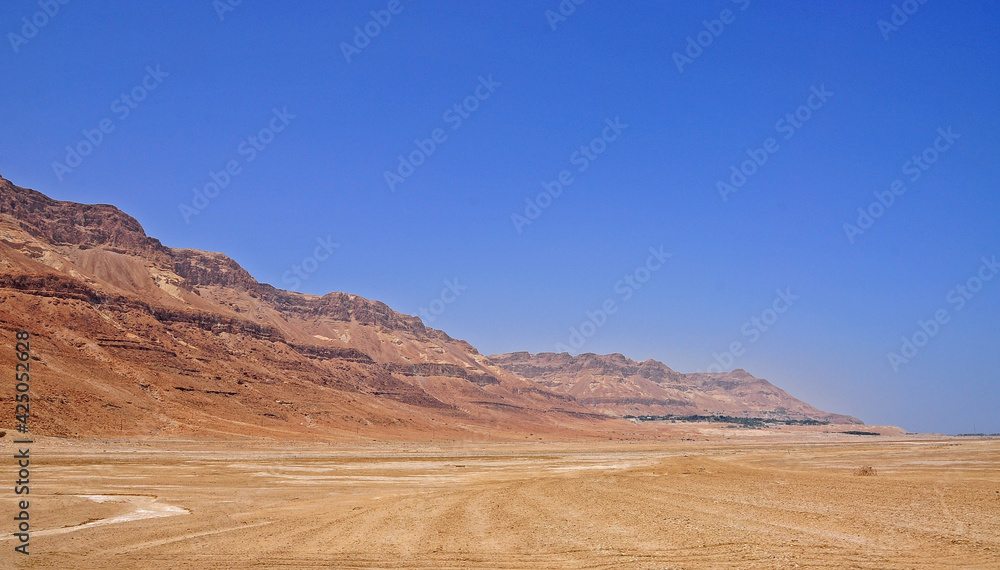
[0, 174, 862, 439]
[490, 351, 861, 424]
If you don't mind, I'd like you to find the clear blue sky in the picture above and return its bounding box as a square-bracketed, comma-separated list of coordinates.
[2, 1, 998, 434]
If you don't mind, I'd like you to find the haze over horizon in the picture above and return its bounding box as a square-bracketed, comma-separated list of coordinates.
[1, 0, 998, 434]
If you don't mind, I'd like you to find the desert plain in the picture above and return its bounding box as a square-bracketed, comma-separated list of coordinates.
[3, 431, 998, 569]
[1, 176, 998, 567]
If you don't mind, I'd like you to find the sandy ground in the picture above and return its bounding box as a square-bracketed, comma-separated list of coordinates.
[2, 435, 999, 569]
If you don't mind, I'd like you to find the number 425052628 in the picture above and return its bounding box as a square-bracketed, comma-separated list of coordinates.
[15, 331, 30, 431]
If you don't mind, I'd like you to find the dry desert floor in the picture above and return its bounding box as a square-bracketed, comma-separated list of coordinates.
[2, 434, 999, 569]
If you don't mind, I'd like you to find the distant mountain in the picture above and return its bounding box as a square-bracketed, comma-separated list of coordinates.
[490, 352, 861, 424]
[0, 173, 859, 439]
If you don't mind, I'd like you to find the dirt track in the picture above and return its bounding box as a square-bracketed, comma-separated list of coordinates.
[3, 436, 999, 568]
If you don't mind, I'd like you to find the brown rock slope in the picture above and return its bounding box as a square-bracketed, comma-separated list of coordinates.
[490, 352, 861, 424]
[0, 173, 859, 440]
[0, 174, 600, 440]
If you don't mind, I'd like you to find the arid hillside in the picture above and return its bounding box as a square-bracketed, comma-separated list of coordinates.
[491, 351, 861, 423]
[0, 174, 859, 440]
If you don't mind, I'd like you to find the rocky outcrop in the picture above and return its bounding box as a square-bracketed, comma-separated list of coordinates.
[497, 351, 685, 385]
[0, 175, 170, 265]
[386, 362, 501, 386]
[265, 289, 434, 335]
[172, 249, 260, 291]
[491, 352, 862, 424]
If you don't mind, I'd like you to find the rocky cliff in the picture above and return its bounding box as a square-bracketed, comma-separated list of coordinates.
[0, 174, 861, 440]
[491, 351, 861, 424]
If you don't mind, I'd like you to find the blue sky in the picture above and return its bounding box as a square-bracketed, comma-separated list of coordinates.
[1, 0, 998, 434]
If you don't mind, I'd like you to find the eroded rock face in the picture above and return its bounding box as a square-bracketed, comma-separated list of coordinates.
[0, 173, 860, 440]
[0, 176, 170, 264]
[0, 174, 602, 440]
[490, 352, 862, 424]
[268, 290, 432, 335]
[172, 249, 259, 290]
